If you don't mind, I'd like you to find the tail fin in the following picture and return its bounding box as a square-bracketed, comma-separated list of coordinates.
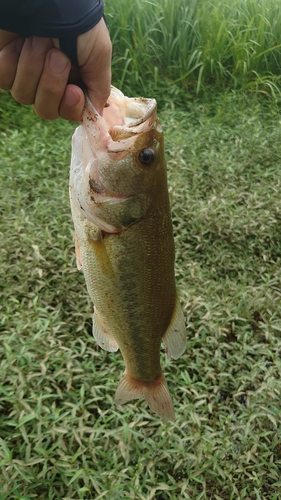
[114, 371, 175, 421]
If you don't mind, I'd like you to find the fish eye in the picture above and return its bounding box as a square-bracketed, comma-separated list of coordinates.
[138, 148, 156, 167]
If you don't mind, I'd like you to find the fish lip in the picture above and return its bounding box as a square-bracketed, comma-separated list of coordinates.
[123, 97, 157, 127]
[107, 104, 158, 144]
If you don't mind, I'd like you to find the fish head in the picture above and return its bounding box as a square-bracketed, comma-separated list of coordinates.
[70, 86, 166, 233]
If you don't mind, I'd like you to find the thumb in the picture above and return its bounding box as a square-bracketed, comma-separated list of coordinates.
[77, 19, 112, 114]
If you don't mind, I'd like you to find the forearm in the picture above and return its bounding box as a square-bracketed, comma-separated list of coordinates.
[0, 0, 104, 38]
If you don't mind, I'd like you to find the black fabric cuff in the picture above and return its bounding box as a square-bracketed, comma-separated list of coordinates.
[0, 0, 104, 66]
[0, 0, 104, 38]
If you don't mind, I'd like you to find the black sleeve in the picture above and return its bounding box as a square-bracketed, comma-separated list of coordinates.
[0, 0, 104, 38]
[0, 0, 105, 64]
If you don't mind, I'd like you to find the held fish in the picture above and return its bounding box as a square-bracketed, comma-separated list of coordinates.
[69, 87, 186, 421]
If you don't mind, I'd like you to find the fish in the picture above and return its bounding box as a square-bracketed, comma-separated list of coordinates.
[69, 86, 186, 421]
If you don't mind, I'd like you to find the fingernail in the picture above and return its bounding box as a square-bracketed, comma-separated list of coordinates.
[64, 88, 80, 107]
[14, 37, 25, 55]
[49, 50, 69, 74]
[32, 36, 51, 55]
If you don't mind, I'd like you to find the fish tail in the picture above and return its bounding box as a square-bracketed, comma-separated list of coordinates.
[114, 371, 175, 421]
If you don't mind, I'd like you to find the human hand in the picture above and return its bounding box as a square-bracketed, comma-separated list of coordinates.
[0, 18, 112, 121]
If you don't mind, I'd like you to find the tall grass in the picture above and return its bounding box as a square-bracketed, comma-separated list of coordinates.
[106, 0, 281, 95]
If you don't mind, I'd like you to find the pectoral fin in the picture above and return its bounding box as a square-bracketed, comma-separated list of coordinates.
[74, 232, 82, 270]
[162, 297, 186, 360]
[114, 371, 175, 421]
[92, 308, 119, 352]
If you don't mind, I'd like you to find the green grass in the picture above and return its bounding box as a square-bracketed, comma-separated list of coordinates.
[1, 88, 281, 498]
[107, 0, 281, 96]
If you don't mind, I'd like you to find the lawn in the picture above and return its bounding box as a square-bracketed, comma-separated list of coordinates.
[1, 86, 281, 499]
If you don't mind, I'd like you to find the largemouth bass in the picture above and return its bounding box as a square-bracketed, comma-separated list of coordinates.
[69, 87, 186, 421]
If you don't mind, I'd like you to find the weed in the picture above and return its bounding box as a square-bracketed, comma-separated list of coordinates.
[107, 0, 281, 97]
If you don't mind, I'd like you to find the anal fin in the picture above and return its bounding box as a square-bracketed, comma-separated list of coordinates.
[162, 297, 186, 360]
[114, 371, 175, 421]
[92, 308, 119, 352]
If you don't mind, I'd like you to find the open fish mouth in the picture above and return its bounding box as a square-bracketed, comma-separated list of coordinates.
[83, 86, 158, 147]
[104, 86, 157, 133]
